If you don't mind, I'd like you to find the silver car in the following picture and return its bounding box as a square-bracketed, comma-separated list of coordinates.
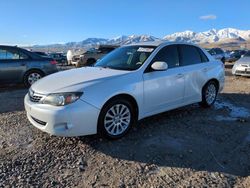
[232, 51, 250, 77]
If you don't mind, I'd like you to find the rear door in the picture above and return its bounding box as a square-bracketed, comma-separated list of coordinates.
[143, 45, 185, 115]
[0, 47, 29, 83]
[178, 45, 210, 103]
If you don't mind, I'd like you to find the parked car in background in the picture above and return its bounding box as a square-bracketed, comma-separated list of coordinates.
[71, 54, 80, 66]
[227, 50, 247, 62]
[207, 48, 226, 63]
[25, 42, 224, 139]
[232, 51, 250, 77]
[33, 51, 49, 58]
[72, 45, 118, 67]
[48, 53, 67, 65]
[0, 45, 58, 87]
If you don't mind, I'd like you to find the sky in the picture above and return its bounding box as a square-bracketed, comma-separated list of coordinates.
[0, 0, 250, 45]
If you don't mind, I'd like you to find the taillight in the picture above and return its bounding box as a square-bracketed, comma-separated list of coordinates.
[50, 60, 57, 65]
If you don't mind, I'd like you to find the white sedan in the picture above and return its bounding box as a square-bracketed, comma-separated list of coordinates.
[232, 51, 250, 77]
[24, 42, 224, 139]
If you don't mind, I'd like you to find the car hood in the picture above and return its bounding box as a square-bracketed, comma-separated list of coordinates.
[31, 67, 130, 94]
[235, 56, 250, 65]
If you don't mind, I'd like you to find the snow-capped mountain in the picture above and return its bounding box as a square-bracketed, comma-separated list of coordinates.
[30, 28, 250, 50]
[64, 38, 109, 48]
[163, 28, 250, 43]
[41, 35, 159, 48]
[106, 35, 160, 45]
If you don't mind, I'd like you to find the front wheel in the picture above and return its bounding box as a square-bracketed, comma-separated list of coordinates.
[98, 99, 135, 139]
[200, 81, 218, 107]
[24, 70, 43, 87]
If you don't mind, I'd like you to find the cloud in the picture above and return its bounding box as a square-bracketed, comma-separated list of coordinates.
[199, 14, 217, 20]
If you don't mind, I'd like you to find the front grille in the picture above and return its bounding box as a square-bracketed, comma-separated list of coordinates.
[31, 116, 47, 126]
[29, 95, 42, 103]
[236, 70, 250, 74]
[29, 90, 44, 103]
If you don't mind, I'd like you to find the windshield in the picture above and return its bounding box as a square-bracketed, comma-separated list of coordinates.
[94, 45, 155, 70]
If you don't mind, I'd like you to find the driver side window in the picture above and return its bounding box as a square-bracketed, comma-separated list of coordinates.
[151, 45, 179, 69]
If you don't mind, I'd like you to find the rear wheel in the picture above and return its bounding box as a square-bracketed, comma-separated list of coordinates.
[98, 98, 135, 139]
[24, 70, 43, 87]
[200, 81, 218, 107]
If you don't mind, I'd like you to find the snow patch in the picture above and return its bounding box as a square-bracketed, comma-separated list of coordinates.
[214, 100, 250, 121]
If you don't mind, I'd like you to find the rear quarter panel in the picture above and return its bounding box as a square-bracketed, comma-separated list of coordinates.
[25, 60, 57, 76]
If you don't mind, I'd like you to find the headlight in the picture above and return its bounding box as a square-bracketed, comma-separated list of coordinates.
[42, 92, 83, 106]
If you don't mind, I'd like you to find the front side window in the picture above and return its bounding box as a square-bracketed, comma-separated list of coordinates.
[151, 45, 179, 68]
[179, 45, 202, 66]
[95, 46, 156, 70]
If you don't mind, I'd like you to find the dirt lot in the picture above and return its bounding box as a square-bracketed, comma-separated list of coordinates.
[0, 64, 250, 187]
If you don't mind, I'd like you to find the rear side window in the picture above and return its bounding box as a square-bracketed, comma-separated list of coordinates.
[151, 45, 179, 68]
[0, 48, 28, 60]
[197, 48, 209, 62]
[179, 45, 202, 66]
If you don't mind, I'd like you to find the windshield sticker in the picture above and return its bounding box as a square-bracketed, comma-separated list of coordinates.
[137, 47, 154, 53]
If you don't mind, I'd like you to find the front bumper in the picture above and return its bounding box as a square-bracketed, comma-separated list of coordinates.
[24, 94, 100, 137]
[232, 66, 250, 77]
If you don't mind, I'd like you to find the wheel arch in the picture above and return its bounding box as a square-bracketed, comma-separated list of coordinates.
[202, 78, 220, 92]
[101, 93, 139, 121]
[23, 68, 45, 79]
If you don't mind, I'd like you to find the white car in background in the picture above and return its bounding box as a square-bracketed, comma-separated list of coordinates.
[232, 51, 250, 77]
[24, 42, 224, 139]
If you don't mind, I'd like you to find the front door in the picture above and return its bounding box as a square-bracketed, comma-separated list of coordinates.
[143, 45, 185, 116]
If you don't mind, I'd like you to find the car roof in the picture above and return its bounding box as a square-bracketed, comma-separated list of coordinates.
[0, 45, 20, 48]
[0, 45, 52, 59]
[125, 41, 201, 47]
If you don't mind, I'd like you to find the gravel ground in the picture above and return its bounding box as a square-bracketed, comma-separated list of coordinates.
[0, 64, 250, 187]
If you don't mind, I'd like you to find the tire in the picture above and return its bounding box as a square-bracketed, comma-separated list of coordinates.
[98, 98, 135, 139]
[200, 81, 218, 108]
[23, 70, 44, 87]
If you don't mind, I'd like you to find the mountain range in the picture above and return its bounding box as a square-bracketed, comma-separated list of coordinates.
[32, 28, 250, 50]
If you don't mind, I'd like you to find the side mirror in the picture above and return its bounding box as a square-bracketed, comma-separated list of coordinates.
[151, 61, 168, 71]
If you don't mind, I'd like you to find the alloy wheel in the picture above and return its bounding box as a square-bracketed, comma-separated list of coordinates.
[205, 84, 217, 105]
[28, 73, 41, 85]
[104, 104, 131, 136]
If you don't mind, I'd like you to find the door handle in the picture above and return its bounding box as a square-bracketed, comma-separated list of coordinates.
[176, 73, 184, 78]
[20, 63, 26, 66]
